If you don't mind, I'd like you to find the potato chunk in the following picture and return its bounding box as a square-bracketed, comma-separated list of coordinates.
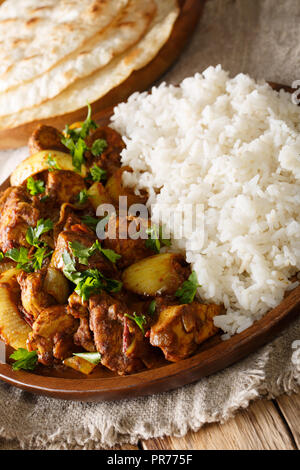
[150, 302, 221, 362]
[122, 253, 190, 296]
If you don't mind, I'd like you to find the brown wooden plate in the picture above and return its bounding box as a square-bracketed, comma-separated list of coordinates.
[0, 84, 299, 401]
[0, 0, 205, 150]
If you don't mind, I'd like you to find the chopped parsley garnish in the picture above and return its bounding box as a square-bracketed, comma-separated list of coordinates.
[145, 224, 171, 253]
[78, 103, 98, 140]
[62, 250, 122, 301]
[125, 313, 147, 335]
[73, 352, 101, 365]
[69, 240, 121, 265]
[81, 215, 99, 231]
[6, 219, 53, 272]
[148, 300, 156, 316]
[99, 246, 121, 264]
[10, 348, 38, 371]
[90, 164, 107, 182]
[61, 104, 99, 172]
[76, 189, 89, 205]
[47, 153, 61, 171]
[0, 251, 4, 261]
[91, 139, 108, 157]
[31, 246, 52, 271]
[175, 271, 200, 304]
[6, 247, 32, 271]
[27, 177, 45, 196]
[26, 219, 53, 247]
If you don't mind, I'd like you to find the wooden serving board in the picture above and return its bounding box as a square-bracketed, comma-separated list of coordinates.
[0, 0, 205, 150]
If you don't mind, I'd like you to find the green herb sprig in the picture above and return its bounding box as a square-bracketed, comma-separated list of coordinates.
[124, 313, 147, 335]
[145, 224, 171, 253]
[175, 271, 200, 304]
[27, 177, 45, 196]
[10, 349, 38, 371]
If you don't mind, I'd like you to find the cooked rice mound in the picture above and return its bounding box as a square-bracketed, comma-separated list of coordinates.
[111, 65, 300, 336]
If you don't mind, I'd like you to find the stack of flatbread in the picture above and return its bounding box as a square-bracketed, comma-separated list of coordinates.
[0, 0, 179, 131]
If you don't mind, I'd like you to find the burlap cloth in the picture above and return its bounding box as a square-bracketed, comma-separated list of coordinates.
[0, 0, 299, 450]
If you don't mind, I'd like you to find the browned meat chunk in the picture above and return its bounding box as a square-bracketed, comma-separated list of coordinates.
[51, 228, 117, 278]
[17, 271, 55, 320]
[85, 126, 124, 177]
[150, 303, 221, 362]
[74, 317, 96, 352]
[67, 292, 89, 318]
[46, 170, 86, 205]
[103, 216, 153, 268]
[28, 124, 67, 155]
[89, 293, 154, 375]
[27, 305, 79, 366]
[0, 186, 40, 252]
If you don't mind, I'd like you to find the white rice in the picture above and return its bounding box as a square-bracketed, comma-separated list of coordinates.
[111, 65, 300, 336]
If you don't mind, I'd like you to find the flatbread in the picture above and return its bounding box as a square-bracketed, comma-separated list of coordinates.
[0, 0, 156, 115]
[0, 0, 129, 92]
[0, 0, 179, 130]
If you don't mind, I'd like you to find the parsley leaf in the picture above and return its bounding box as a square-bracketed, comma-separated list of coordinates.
[0, 251, 4, 261]
[90, 165, 107, 182]
[32, 246, 53, 271]
[26, 219, 53, 247]
[79, 103, 98, 139]
[62, 250, 122, 301]
[145, 224, 171, 253]
[91, 139, 108, 157]
[148, 300, 156, 316]
[6, 247, 32, 271]
[61, 104, 98, 172]
[10, 348, 38, 371]
[47, 153, 61, 171]
[175, 271, 200, 304]
[27, 177, 45, 196]
[76, 189, 89, 205]
[81, 215, 99, 231]
[73, 352, 101, 365]
[69, 239, 120, 266]
[69, 241, 94, 266]
[99, 246, 121, 264]
[125, 313, 147, 335]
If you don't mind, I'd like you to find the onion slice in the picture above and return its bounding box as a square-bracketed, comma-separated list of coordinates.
[10, 150, 87, 187]
[0, 268, 31, 350]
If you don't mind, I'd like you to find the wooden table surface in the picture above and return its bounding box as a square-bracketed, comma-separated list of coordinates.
[112, 393, 300, 451]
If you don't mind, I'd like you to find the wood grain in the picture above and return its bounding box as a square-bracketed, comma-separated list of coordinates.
[141, 399, 297, 450]
[0, 0, 205, 149]
[276, 393, 300, 448]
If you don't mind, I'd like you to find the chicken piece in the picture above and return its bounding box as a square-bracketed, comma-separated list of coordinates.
[46, 170, 86, 205]
[67, 292, 89, 318]
[150, 302, 221, 362]
[17, 271, 55, 320]
[28, 124, 67, 155]
[0, 186, 40, 252]
[74, 317, 96, 352]
[89, 293, 154, 375]
[51, 228, 117, 278]
[85, 126, 124, 177]
[53, 204, 87, 241]
[27, 305, 79, 366]
[103, 215, 153, 268]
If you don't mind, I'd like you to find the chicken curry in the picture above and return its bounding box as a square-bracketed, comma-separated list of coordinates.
[0, 106, 221, 376]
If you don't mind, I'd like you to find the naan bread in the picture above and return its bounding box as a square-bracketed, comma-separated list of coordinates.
[0, 0, 156, 115]
[0, 0, 179, 130]
[0, 0, 129, 92]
